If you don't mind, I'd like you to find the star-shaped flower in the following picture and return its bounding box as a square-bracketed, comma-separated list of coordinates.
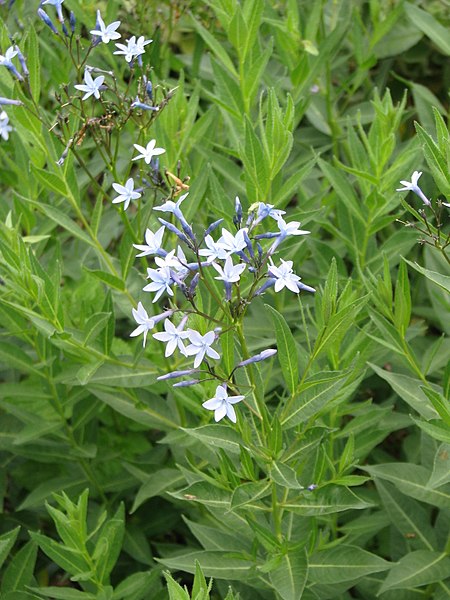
[90, 10, 121, 44]
[198, 234, 228, 262]
[217, 228, 247, 256]
[129, 302, 155, 347]
[132, 139, 166, 164]
[74, 69, 104, 100]
[0, 47, 18, 66]
[268, 259, 301, 293]
[112, 178, 141, 210]
[185, 330, 220, 368]
[143, 266, 174, 302]
[154, 193, 188, 215]
[0, 111, 12, 141]
[153, 317, 190, 357]
[212, 256, 246, 283]
[114, 35, 151, 62]
[202, 385, 244, 423]
[396, 171, 431, 207]
[133, 226, 165, 257]
[276, 217, 310, 237]
[254, 202, 286, 226]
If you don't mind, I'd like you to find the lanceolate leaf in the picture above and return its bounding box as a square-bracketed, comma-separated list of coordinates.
[265, 304, 298, 395]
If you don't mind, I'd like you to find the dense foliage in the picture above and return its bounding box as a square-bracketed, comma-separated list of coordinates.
[0, 1, 449, 598]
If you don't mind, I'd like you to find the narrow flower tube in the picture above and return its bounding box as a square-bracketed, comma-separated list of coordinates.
[37, 9, 59, 35]
[204, 218, 224, 237]
[157, 369, 198, 381]
[0, 97, 22, 106]
[173, 379, 201, 387]
[157, 218, 192, 247]
[236, 348, 277, 368]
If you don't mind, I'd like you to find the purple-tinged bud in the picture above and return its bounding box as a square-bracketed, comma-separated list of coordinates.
[70, 11, 76, 33]
[257, 242, 263, 260]
[173, 379, 200, 388]
[169, 269, 188, 295]
[137, 55, 143, 68]
[243, 230, 254, 259]
[204, 218, 223, 237]
[189, 272, 200, 296]
[15, 46, 28, 77]
[255, 278, 275, 296]
[37, 9, 59, 35]
[0, 97, 22, 106]
[246, 211, 255, 227]
[233, 196, 242, 227]
[157, 369, 198, 381]
[4, 62, 23, 81]
[237, 348, 277, 368]
[297, 282, 316, 293]
[224, 280, 232, 301]
[235, 250, 250, 264]
[131, 96, 159, 111]
[146, 79, 153, 100]
[254, 232, 279, 240]
[174, 211, 196, 244]
[157, 218, 192, 247]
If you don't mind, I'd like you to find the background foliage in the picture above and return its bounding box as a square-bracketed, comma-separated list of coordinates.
[0, 0, 450, 598]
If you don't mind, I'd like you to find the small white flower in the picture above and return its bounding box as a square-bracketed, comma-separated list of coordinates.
[143, 266, 174, 302]
[202, 385, 244, 423]
[135, 35, 152, 55]
[74, 69, 104, 100]
[185, 330, 220, 368]
[0, 47, 18, 66]
[153, 317, 190, 357]
[154, 192, 188, 214]
[212, 256, 246, 283]
[0, 111, 12, 141]
[396, 171, 431, 206]
[268, 259, 301, 293]
[112, 178, 141, 210]
[90, 11, 121, 44]
[133, 226, 165, 257]
[276, 217, 310, 237]
[132, 139, 166, 164]
[114, 36, 138, 62]
[217, 228, 247, 255]
[198, 235, 228, 262]
[255, 203, 286, 224]
[114, 35, 151, 62]
[130, 302, 155, 347]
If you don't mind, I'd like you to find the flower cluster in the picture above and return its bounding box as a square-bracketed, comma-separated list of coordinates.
[130, 193, 315, 422]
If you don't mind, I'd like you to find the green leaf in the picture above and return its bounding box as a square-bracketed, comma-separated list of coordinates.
[363, 463, 450, 509]
[269, 548, 308, 600]
[0, 528, 20, 570]
[270, 462, 303, 490]
[94, 503, 125, 583]
[379, 551, 450, 594]
[281, 370, 348, 429]
[190, 14, 238, 77]
[180, 425, 244, 455]
[282, 486, 373, 516]
[112, 571, 158, 600]
[30, 588, 96, 600]
[169, 482, 231, 509]
[265, 305, 298, 395]
[192, 560, 210, 599]
[375, 480, 436, 550]
[158, 551, 254, 580]
[369, 364, 438, 420]
[394, 260, 411, 335]
[308, 545, 390, 584]
[29, 532, 91, 577]
[415, 122, 450, 196]
[428, 444, 450, 489]
[403, 258, 450, 294]
[1, 540, 37, 593]
[32, 166, 68, 196]
[25, 25, 40, 103]
[131, 469, 184, 513]
[405, 3, 450, 56]
[83, 268, 125, 292]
